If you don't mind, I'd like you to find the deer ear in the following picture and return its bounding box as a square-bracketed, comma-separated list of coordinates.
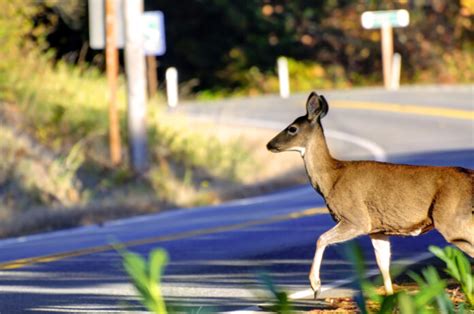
[306, 92, 329, 121]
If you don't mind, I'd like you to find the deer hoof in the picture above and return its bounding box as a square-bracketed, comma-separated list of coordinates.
[313, 289, 321, 299]
[310, 279, 321, 299]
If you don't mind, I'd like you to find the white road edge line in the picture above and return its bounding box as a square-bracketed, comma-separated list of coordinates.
[225, 252, 434, 313]
[187, 116, 388, 162]
[325, 129, 387, 162]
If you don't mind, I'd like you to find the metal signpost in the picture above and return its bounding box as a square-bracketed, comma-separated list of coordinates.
[123, 0, 148, 173]
[89, 0, 123, 165]
[361, 10, 409, 90]
[104, 0, 122, 165]
[143, 11, 166, 98]
[89, 1, 167, 172]
[89, 0, 125, 49]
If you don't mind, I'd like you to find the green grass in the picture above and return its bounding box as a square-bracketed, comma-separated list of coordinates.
[0, 1, 260, 236]
[119, 247, 169, 314]
[429, 246, 473, 307]
[347, 243, 472, 314]
[118, 244, 473, 313]
[196, 57, 355, 100]
[196, 49, 473, 100]
[0, 50, 256, 213]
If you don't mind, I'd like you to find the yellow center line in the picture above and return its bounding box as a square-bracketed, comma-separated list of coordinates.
[0, 207, 327, 270]
[331, 100, 474, 120]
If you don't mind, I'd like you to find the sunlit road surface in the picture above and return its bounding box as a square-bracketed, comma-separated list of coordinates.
[0, 85, 472, 313]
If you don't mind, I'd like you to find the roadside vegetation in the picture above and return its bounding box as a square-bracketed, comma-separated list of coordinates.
[0, 1, 306, 238]
[0, 1, 472, 237]
[31, 1, 473, 99]
[119, 244, 473, 313]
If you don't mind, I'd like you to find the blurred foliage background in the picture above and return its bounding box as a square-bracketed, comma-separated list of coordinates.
[3, 0, 471, 98]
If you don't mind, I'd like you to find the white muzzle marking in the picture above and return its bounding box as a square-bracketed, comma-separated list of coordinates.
[286, 147, 306, 157]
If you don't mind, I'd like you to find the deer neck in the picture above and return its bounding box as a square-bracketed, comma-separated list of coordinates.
[303, 125, 340, 197]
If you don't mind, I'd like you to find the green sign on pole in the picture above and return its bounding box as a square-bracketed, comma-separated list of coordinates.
[361, 9, 409, 90]
[361, 10, 409, 29]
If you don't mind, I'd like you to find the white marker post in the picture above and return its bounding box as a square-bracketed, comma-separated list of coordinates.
[166, 67, 178, 108]
[277, 56, 290, 98]
[390, 53, 401, 90]
[381, 24, 393, 90]
[361, 10, 409, 90]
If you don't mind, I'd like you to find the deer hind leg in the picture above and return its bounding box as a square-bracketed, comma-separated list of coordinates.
[370, 234, 393, 295]
[309, 222, 364, 298]
[432, 195, 474, 257]
[437, 219, 474, 257]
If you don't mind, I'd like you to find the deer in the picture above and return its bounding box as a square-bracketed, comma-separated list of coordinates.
[266, 91, 473, 297]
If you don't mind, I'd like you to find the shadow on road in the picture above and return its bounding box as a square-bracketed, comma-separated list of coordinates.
[0, 149, 471, 312]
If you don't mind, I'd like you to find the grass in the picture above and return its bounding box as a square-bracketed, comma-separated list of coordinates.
[0, 100, 305, 238]
[0, 125, 84, 210]
[1, 1, 471, 238]
[195, 49, 473, 101]
[196, 57, 353, 101]
[119, 247, 169, 314]
[2, 1, 303, 238]
[118, 244, 473, 313]
[0, 2, 264, 236]
[0, 28, 307, 237]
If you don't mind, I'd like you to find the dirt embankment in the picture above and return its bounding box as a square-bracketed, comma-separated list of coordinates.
[0, 105, 309, 238]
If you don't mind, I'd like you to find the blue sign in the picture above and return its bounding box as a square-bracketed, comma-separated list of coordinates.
[143, 11, 166, 56]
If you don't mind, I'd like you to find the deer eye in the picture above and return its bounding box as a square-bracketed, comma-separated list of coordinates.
[288, 126, 298, 135]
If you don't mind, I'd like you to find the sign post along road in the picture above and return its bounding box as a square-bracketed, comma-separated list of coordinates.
[142, 11, 166, 97]
[361, 10, 409, 90]
[89, 1, 167, 170]
[142, 11, 166, 56]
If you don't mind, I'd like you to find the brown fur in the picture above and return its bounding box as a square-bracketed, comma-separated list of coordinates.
[325, 161, 472, 239]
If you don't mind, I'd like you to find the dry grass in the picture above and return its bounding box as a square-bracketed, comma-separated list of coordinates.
[0, 107, 307, 238]
[158, 112, 309, 200]
[161, 112, 306, 183]
[0, 35, 306, 237]
[0, 2, 308, 237]
[306, 285, 470, 313]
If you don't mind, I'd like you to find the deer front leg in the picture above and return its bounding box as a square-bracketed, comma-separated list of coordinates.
[370, 234, 394, 295]
[309, 222, 364, 298]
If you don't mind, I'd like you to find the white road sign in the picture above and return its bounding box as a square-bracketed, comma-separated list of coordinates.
[142, 11, 166, 56]
[88, 0, 125, 49]
[88, 1, 166, 56]
[361, 10, 409, 29]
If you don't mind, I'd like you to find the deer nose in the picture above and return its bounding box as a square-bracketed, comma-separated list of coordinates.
[266, 140, 279, 152]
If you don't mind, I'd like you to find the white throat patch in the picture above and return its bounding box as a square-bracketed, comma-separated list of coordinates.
[286, 147, 306, 157]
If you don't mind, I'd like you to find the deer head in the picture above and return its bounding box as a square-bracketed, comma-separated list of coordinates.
[266, 92, 329, 156]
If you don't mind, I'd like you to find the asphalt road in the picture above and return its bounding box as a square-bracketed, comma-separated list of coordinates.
[0, 85, 472, 313]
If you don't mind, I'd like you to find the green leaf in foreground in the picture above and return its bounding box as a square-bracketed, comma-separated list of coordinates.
[257, 272, 294, 314]
[409, 268, 454, 314]
[119, 247, 169, 314]
[343, 243, 467, 314]
[429, 245, 474, 306]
